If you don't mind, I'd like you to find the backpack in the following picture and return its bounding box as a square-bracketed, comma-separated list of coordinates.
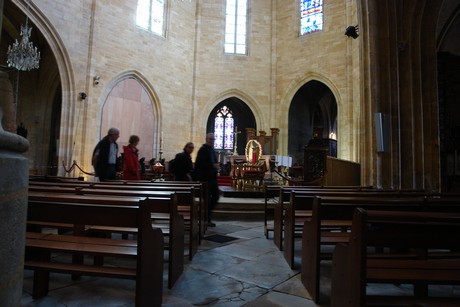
[168, 159, 176, 174]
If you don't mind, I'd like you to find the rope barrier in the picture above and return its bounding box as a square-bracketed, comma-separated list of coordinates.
[273, 169, 327, 186]
[62, 160, 95, 176]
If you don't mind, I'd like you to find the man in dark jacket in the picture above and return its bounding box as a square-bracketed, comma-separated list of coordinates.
[195, 133, 219, 227]
[172, 142, 194, 181]
[92, 127, 120, 181]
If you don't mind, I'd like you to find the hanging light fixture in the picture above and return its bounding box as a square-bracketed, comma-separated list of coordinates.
[7, 1, 40, 71]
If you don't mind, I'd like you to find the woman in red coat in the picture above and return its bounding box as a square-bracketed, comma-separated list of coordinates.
[123, 135, 141, 180]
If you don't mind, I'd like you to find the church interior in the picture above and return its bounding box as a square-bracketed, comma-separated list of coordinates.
[1, 0, 460, 306]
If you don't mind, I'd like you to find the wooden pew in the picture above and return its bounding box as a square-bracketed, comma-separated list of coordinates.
[29, 183, 200, 260]
[299, 195, 425, 303]
[98, 181, 207, 244]
[263, 185, 280, 239]
[25, 197, 171, 307]
[27, 191, 184, 289]
[331, 209, 460, 306]
[424, 196, 460, 212]
[273, 187, 410, 251]
[30, 180, 207, 246]
[112, 180, 208, 238]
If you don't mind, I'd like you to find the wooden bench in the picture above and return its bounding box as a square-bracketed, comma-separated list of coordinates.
[30, 180, 206, 247]
[29, 183, 200, 260]
[263, 185, 281, 239]
[25, 197, 172, 306]
[273, 187, 418, 251]
[331, 209, 460, 306]
[299, 194, 426, 303]
[27, 191, 184, 289]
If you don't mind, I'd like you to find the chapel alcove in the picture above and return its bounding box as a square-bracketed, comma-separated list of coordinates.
[288, 80, 337, 166]
[1, 0, 60, 175]
[437, 0, 460, 191]
[46, 85, 62, 175]
[206, 97, 256, 157]
[101, 78, 155, 161]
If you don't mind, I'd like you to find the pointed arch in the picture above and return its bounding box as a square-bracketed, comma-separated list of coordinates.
[14, 0, 76, 174]
[279, 72, 342, 156]
[199, 88, 266, 131]
[98, 70, 162, 159]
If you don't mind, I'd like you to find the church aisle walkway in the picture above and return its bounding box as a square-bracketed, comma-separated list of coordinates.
[22, 219, 317, 307]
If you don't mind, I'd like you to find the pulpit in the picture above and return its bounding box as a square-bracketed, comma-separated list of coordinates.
[303, 136, 329, 185]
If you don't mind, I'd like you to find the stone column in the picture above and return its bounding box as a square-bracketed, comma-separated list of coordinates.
[270, 128, 279, 155]
[0, 71, 29, 306]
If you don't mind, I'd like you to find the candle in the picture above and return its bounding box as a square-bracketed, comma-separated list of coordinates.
[160, 131, 163, 150]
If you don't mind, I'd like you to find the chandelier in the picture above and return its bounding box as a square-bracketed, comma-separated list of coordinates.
[7, 13, 40, 71]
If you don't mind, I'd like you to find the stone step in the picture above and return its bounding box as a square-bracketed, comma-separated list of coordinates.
[213, 196, 266, 220]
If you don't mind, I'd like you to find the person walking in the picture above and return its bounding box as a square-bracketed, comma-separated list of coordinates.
[171, 142, 194, 181]
[123, 135, 141, 180]
[92, 127, 120, 181]
[195, 133, 219, 227]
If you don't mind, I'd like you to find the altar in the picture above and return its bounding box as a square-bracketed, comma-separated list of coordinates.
[226, 155, 274, 169]
[220, 128, 285, 191]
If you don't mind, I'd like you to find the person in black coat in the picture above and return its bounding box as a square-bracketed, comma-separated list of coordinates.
[92, 128, 120, 181]
[195, 133, 220, 227]
[172, 142, 194, 181]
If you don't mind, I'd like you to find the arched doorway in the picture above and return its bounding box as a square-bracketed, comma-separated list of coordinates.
[101, 78, 155, 162]
[1, 1, 61, 175]
[206, 97, 256, 158]
[47, 85, 62, 175]
[288, 80, 337, 165]
[437, 0, 460, 191]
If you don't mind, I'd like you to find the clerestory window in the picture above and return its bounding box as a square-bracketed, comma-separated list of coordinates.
[136, 0, 166, 36]
[300, 0, 323, 35]
[225, 0, 248, 55]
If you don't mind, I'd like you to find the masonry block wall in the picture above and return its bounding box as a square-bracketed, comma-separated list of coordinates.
[10, 0, 360, 176]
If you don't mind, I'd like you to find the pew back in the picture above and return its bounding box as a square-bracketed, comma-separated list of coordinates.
[331, 209, 460, 306]
[26, 197, 171, 307]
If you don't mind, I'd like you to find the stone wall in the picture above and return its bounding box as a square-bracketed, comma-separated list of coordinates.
[13, 0, 361, 177]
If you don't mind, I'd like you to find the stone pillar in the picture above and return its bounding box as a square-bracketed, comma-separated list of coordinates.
[270, 128, 279, 155]
[0, 71, 29, 306]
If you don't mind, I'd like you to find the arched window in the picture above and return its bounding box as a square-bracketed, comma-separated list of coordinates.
[136, 0, 166, 36]
[225, 0, 248, 54]
[300, 0, 323, 35]
[214, 106, 234, 150]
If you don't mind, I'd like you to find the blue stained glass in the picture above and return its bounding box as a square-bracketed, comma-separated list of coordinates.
[214, 116, 224, 149]
[214, 106, 234, 150]
[300, 0, 323, 35]
[224, 116, 234, 149]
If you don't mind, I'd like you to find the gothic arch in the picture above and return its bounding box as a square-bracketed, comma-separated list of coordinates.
[99, 70, 161, 128]
[279, 72, 342, 155]
[199, 88, 266, 133]
[99, 70, 162, 159]
[11, 0, 76, 175]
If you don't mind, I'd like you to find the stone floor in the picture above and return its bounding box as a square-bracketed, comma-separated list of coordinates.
[22, 218, 318, 307]
[21, 196, 460, 306]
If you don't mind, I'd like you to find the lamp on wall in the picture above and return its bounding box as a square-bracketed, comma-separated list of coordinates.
[6, 0, 41, 71]
[344, 25, 359, 39]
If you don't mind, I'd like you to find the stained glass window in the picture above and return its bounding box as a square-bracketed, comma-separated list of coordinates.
[225, 0, 247, 54]
[214, 115, 224, 149]
[300, 0, 323, 35]
[214, 106, 234, 150]
[136, 0, 165, 36]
